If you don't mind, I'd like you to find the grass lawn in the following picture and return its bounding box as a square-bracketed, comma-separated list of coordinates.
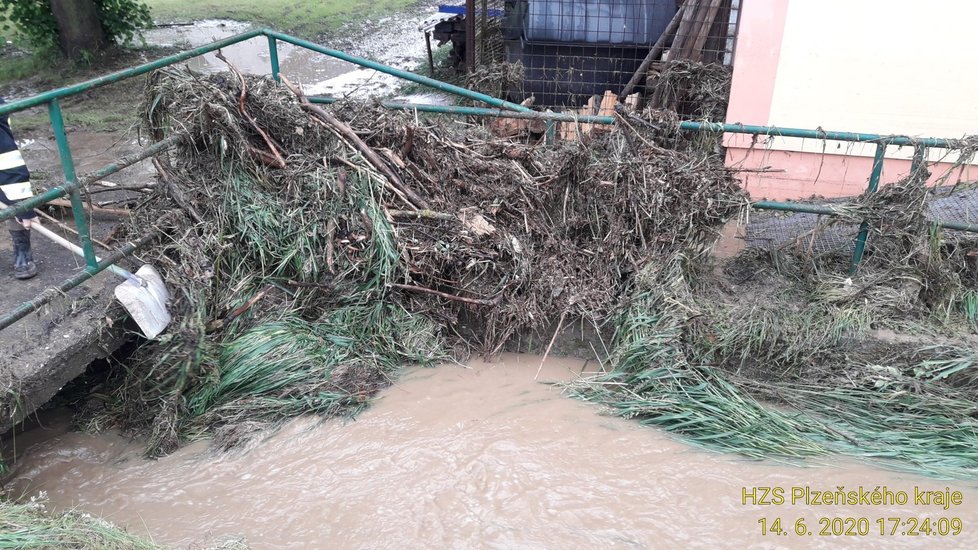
[0, 0, 430, 133]
[0, 46, 180, 134]
[145, 0, 419, 36]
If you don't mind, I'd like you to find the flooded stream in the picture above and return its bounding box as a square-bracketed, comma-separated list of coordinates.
[4, 354, 977, 548]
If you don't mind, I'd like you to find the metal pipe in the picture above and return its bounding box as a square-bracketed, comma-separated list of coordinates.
[310, 97, 964, 148]
[752, 199, 977, 232]
[267, 35, 281, 83]
[48, 99, 98, 269]
[425, 31, 435, 75]
[32, 222, 140, 283]
[850, 143, 888, 272]
[936, 220, 978, 233]
[0, 29, 265, 116]
[679, 121, 957, 148]
[0, 234, 153, 332]
[545, 120, 556, 145]
[0, 132, 185, 222]
[263, 30, 533, 113]
[752, 200, 841, 216]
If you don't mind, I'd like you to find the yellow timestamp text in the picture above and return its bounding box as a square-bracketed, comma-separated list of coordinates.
[757, 517, 963, 537]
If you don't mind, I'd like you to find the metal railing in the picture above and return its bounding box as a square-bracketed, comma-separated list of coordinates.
[1, 28, 976, 331]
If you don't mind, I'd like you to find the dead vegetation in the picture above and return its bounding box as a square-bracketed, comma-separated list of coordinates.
[83, 67, 743, 456]
[570, 161, 978, 478]
[74, 62, 978, 478]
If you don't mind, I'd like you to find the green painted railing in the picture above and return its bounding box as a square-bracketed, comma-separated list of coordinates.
[1, 28, 975, 332]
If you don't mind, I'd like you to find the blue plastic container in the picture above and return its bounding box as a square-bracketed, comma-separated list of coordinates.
[525, 0, 678, 44]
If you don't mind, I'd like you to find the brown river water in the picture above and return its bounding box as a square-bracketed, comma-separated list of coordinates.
[4, 354, 978, 549]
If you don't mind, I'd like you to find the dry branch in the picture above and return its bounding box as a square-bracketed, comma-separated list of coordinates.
[392, 283, 502, 306]
[215, 50, 287, 169]
[280, 75, 430, 210]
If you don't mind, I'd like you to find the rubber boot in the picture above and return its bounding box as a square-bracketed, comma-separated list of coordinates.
[10, 229, 38, 280]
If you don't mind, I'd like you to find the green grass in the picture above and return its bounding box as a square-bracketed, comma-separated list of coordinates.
[5, 84, 141, 134]
[145, 0, 418, 36]
[569, 256, 978, 479]
[961, 288, 978, 329]
[0, 53, 49, 84]
[0, 498, 159, 549]
[0, 44, 179, 133]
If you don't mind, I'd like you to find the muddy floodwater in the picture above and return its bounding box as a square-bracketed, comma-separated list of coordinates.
[5, 355, 978, 549]
[143, 14, 452, 101]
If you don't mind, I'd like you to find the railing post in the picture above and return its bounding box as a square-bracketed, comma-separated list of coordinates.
[267, 35, 280, 83]
[910, 143, 927, 179]
[849, 142, 887, 273]
[48, 99, 98, 270]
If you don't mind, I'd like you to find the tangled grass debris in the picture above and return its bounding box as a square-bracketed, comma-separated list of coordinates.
[82, 67, 743, 456]
[0, 495, 158, 549]
[570, 162, 978, 478]
[76, 65, 978, 478]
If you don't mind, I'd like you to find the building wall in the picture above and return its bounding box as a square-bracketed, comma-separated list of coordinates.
[724, 0, 978, 200]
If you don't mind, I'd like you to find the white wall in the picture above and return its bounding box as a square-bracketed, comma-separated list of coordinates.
[766, 0, 978, 161]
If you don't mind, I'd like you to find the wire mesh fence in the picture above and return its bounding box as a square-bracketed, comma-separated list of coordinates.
[746, 186, 978, 256]
[465, 0, 740, 109]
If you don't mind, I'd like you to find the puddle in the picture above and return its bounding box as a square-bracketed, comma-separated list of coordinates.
[4, 354, 978, 549]
[143, 10, 446, 99]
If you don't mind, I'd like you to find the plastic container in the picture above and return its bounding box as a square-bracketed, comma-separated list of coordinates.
[525, 0, 679, 44]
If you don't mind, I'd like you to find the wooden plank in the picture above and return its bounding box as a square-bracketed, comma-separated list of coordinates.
[594, 91, 618, 133]
[670, 0, 702, 60]
[690, 0, 725, 61]
[580, 95, 598, 136]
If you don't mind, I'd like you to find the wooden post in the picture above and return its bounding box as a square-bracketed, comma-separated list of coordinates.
[690, 0, 725, 61]
[618, 5, 686, 100]
[425, 31, 435, 74]
[465, 0, 476, 71]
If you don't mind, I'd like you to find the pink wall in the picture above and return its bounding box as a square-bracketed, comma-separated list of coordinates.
[726, 148, 977, 201]
[724, 0, 786, 127]
[721, 1, 975, 200]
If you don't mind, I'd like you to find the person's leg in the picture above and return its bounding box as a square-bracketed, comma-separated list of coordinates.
[7, 217, 37, 279]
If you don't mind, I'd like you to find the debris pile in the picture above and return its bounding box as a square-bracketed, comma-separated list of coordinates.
[91, 67, 743, 455]
[87, 66, 978, 479]
[571, 164, 978, 478]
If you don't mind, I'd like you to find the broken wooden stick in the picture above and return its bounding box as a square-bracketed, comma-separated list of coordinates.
[81, 182, 155, 195]
[153, 158, 203, 223]
[280, 75, 430, 210]
[387, 209, 458, 222]
[206, 284, 275, 333]
[391, 283, 501, 306]
[534, 310, 567, 381]
[215, 49, 287, 169]
[619, 5, 685, 100]
[47, 198, 129, 217]
[32, 208, 113, 250]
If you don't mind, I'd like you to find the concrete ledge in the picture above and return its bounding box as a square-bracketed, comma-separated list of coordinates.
[0, 266, 129, 434]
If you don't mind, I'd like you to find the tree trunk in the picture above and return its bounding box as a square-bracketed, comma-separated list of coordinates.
[49, 0, 107, 59]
